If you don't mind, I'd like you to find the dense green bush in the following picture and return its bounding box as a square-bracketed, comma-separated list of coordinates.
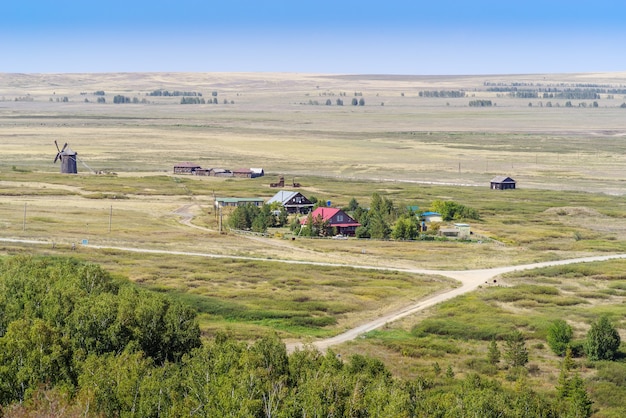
[547, 319, 574, 356]
[0, 256, 201, 405]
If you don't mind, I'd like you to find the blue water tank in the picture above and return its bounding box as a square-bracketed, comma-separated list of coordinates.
[326, 200, 331, 207]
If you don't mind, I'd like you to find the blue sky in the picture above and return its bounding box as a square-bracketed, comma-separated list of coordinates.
[2, 1, 625, 74]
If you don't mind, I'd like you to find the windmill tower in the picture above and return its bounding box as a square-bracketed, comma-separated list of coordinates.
[54, 141, 78, 174]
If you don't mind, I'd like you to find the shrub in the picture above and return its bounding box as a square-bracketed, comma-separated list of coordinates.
[547, 319, 573, 356]
[585, 315, 621, 361]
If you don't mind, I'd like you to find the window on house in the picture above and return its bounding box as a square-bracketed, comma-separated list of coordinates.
[337, 215, 343, 222]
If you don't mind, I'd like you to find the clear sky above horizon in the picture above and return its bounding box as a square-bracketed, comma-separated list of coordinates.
[2, 1, 625, 75]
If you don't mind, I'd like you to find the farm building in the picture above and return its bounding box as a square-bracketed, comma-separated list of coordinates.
[213, 168, 233, 178]
[301, 207, 361, 237]
[267, 190, 314, 214]
[215, 197, 265, 208]
[233, 168, 253, 178]
[194, 168, 213, 176]
[421, 211, 443, 223]
[490, 176, 516, 190]
[173, 162, 201, 174]
[250, 168, 265, 178]
[438, 223, 471, 239]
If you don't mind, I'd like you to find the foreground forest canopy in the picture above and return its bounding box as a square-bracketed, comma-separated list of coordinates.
[0, 255, 605, 417]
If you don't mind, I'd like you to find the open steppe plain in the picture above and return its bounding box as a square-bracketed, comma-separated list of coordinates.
[1, 72, 626, 413]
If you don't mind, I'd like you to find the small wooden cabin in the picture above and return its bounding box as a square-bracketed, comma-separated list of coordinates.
[490, 176, 516, 190]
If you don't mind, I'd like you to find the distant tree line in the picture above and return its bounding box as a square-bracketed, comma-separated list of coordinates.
[469, 99, 493, 107]
[510, 91, 539, 99]
[419, 90, 466, 98]
[301, 97, 356, 106]
[148, 89, 202, 97]
[113, 95, 148, 104]
[180, 97, 206, 104]
[488, 86, 624, 100]
[543, 90, 601, 100]
[113, 95, 131, 103]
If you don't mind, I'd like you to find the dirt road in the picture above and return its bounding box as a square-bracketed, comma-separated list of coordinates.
[1, 237, 624, 352]
[288, 254, 626, 352]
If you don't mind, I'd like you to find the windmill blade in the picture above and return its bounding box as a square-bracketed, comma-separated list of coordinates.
[54, 141, 61, 163]
[54, 140, 61, 163]
[61, 143, 68, 152]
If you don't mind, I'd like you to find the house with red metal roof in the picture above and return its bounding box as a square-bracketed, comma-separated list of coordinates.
[301, 207, 361, 237]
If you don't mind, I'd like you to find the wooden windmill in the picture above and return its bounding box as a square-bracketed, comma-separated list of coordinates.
[54, 140, 78, 174]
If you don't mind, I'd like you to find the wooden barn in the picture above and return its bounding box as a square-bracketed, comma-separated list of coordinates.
[174, 162, 201, 174]
[233, 168, 253, 178]
[194, 168, 213, 176]
[490, 176, 516, 190]
[213, 168, 233, 178]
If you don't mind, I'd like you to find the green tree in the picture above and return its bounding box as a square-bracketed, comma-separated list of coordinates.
[369, 214, 390, 239]
[392, 216, 418, 240]
[347, 197, 359, 212]
[556, 349, 592, 418]
[487, 338, 501, 365]
[431, 199, 480, 221]
[585, 315, 621, 361]
[547, 319, 573, 356]
[504, 330, 529, 368]
[565, 374, 593, 417]
[556, 347, 575, 399]
[277, 206, 289, 227]
[228, 203, 261, 230]
[0, 319, 71, 404]
[251, 204, 273, 232]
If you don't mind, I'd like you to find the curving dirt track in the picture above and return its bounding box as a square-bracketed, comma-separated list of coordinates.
[1, 237, 624, 352]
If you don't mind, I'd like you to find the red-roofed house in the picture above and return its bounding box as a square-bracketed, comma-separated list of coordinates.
[301, 207, 361, 237]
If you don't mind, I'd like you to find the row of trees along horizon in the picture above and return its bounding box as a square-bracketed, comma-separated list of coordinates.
[2, 255, 620, 416]
[12, 84, 626, 105]
[228, 193, 480, 240]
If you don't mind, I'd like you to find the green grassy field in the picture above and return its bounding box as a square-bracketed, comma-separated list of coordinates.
[342, 260, 626, 416]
